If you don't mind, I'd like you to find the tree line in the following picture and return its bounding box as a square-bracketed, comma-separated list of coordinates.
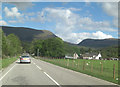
[23, 38, 93, 58]
[2, 30, 22, 58]
[100, 46, 118, 58]
[1, 29, 119, 59]
[24, 37, 65, 57]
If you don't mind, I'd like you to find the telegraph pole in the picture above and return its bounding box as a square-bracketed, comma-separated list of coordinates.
[37, 49, 39, 57]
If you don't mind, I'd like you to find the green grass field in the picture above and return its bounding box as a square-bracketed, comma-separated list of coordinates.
[39, 58, 119, 84]
[0, 57, 18, 69]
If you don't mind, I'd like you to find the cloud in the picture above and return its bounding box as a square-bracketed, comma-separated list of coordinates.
[25, 12, 35, 16]
[41, 7, 116, 32]
[29, 7, 115, 43]
[4, 7, 23, 19]
[30, 12, 45, 23]
[8, 2, 34, 10]
[102, 2, 118, 27]
[8, 19, 25, 23]
[57, 31, 113, 44]
[39, 7, 115, 43]
[77, 17, 117, 32]
[68, 8, 81, 11]
[102, 2, 118, 18]
[92, 31, 113, 39]
[3, 6, 115, 44]
[4, 7, 25, 23]
[0, 15, 2, 19]
[0, 20, 8, 26]
[113, 18, 118, 28]
[8, 20, 17, 23]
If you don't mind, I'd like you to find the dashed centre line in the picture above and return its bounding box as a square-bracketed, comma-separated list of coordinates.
[32, 61, 61, 87]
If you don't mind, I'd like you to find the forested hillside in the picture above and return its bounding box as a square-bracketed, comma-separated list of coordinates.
[78, 39, 118, 48]
[1, 26, 119, 59]
[2, 26, 56, 42]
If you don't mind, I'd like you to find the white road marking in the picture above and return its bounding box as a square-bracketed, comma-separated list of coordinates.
[44, 72, 61, 87]
[33, 61, 61, 87]
[36, 65, 42, 70]
[32, 62, 42, 70]
[0, 64, 16, 81]
[32, 61, 36, 65]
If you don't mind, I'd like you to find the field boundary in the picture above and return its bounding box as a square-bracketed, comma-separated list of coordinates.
[37, 57, 119, 84]
[1, 57, 18, 70]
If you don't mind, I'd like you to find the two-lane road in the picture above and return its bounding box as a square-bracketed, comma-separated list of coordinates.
[1, 58, 118, 86]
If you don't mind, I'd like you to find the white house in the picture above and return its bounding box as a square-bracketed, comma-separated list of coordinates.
[65, 53, 79, 59]
[73, 53, 79, 59]
[82, 53, 102, 60]
[112, 58, 119, 60]
[65, 55, 74, 59]
[95, 53, 102, 60]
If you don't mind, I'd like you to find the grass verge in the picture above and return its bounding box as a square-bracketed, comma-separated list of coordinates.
[0, 57, 18, 69]
[38, 57, 118, 84]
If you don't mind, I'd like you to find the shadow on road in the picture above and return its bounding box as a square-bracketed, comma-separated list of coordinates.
[16, 61, 31, 64]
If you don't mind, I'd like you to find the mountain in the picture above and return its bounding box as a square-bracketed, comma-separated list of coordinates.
[2, 26, 118, 48]
[1, 26, 79, 47]
[78, 38, 118, 48]
[2, 26, 57, 42]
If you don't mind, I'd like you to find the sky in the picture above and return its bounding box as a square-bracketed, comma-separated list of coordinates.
[0, 2, 118, 44]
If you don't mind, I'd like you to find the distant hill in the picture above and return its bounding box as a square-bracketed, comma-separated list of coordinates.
[78, 38, 118, 48]
[2, 26, 118, 48]
[2, 26, 56, 42]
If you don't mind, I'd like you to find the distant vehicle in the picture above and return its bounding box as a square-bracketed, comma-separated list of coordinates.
[20, 56, 31, 63]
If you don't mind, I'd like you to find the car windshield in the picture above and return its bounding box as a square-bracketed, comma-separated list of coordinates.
[21, 56, 30, 58]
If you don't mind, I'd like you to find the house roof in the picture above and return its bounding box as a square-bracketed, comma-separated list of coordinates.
[82, 53, 99, 57]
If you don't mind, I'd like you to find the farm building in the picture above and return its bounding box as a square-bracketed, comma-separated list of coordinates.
[65, 53, 79, 59]
[65, 55, 74, 59]
[73, 53, 79, 59]
[111, 58, 119, 60]
[82, 53, 102, 60]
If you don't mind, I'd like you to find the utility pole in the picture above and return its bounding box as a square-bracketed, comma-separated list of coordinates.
[37, 49, 39, 57]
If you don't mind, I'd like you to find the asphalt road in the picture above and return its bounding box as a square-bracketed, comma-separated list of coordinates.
[1, 58, 118, 86]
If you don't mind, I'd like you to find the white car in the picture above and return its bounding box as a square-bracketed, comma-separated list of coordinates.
[20, 56, 31, 63]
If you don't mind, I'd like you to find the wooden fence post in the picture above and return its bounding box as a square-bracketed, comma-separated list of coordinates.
[64, 58, 65, 66]
[101, 62, 103, 73]
[77, 60, 79, 69]
[67, 59, 69, 67]
[58, 57, 60, 65]
[91, 62, 93, 72]
[56, 57, 58, 63]
[83, 61, 85, 70]
[113, 64, 115, 79]
[72, 59, 74, 68]
[59, 58, 61, 64]
[74, 60, 75, 68]
[53, 57, 54, 63]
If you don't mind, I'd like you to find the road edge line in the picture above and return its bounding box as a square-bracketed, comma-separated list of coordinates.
[0, 64, 16, 81]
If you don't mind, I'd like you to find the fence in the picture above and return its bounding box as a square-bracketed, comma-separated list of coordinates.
[38, 57, 118, 84]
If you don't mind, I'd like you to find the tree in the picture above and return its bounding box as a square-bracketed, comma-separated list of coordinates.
[22, 41, 32, 53]
[6, 34, 22, 56]
[100, 46, 118, 58]
[32, 37, 65, 57]
[42, 37, 65, 57]
[31, 39, 43, 56]
[2, 30, 8, 57]
[1, 33, 23, 58]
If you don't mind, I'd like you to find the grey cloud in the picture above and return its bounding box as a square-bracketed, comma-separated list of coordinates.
[8, 2, 34, 10]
